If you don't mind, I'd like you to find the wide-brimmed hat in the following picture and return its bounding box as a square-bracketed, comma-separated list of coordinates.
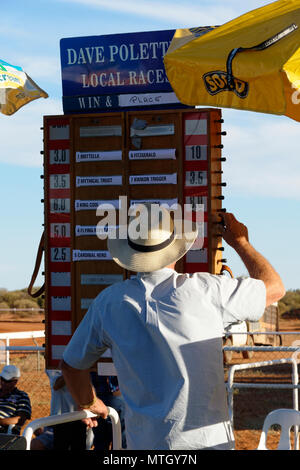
[0, 365, 20, 381]
[108, 203, 198, 272]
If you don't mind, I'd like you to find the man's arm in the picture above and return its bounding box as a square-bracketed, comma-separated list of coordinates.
[53, 375, 66, 391]
[220, 213, 285, 307]
[60, 359, 108, 428]
[0, 412, 28, 427]
[0, 416, 21, 426]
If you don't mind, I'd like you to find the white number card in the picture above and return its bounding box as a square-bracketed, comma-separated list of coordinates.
[185, 196, 208, 212]
[49, 125, 70, 140]
[50, 149, 70, 164]
[185, 119, 207, 136]
[51, 296, 71, 311]
[50, 174, 70, 189]
[51, 272, 71, 287]
[81, 274, 123, 285]
[50, 199, 70, 213]
[76, 151, 122, 162]
[129, 149, 176, 160]
[185, 145, 207, 161]
[75, 199, 120, 211]
[51, 320, 72, 336]
[185, 171, 207, 187]
[81, 298, 94, 310]
[50, 247, 71, 262]
[185, 248, 208, 263]
[50, 223, 71, 238]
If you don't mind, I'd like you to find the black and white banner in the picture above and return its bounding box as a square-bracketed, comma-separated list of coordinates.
[129, 173, 177, 185]
[76, 150, 122, 162]
[129, 148, 176, 160]
[51, 296, 71, 311]
[76, 175, 122, 187]
[185, 171, 207, 187]
[75, 225, 119, 236]
[73, 250, 112, 261]
[75, 199, 120, 211]
[81, 274, 123, 285]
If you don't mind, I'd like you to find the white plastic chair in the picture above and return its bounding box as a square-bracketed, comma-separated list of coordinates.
[257, 409, 300, 450]
[22, 406, 122, 450]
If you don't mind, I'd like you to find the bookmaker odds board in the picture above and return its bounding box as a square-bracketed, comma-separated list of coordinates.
[43, 108, 225, 368]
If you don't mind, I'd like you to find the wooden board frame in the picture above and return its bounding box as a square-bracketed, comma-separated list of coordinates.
[43, 108, 224, 368]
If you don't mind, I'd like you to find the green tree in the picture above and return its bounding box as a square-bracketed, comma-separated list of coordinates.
[278, 289, 300, 316]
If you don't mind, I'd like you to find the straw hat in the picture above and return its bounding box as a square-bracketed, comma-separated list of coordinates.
[108, 203, 198, 272]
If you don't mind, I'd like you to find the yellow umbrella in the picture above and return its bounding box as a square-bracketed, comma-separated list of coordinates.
[164, 0, 300, 122]
[0, 59, 48, 116]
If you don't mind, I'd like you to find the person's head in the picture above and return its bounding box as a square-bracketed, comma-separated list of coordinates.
[0, 365, 20, 395]
[108, 203, 198, 272]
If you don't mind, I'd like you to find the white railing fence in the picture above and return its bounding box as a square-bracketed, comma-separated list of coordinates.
[0, 331, 45, 366]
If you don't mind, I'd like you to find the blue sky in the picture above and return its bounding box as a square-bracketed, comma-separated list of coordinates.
[0, 0, 299, 291]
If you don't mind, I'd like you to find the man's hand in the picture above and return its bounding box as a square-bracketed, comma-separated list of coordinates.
[217, 211, 285, 306]
[219, 212, 249, 249]
[81, 397, 109, 428]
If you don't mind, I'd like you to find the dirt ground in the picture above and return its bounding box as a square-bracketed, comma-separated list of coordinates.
[1, 313, 299, 451]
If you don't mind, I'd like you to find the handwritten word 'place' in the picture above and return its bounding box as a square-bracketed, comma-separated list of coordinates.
[129, 148, 176, 160]
[76, 151, 122, 162]
[75, 200, 120, 211]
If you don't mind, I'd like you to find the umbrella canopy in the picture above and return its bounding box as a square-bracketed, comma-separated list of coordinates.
[164, 0, 300, 122]
[0, 59, 48, 116]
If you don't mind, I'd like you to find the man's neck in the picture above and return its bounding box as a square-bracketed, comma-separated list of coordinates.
[165, 262, 176, 270]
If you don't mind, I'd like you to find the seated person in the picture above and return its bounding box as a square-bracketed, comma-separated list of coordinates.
[31, 370, 92, 451]
[30, 426, 54, 451]
[91, 372, 126, 450]
[0, 365, 31, 435]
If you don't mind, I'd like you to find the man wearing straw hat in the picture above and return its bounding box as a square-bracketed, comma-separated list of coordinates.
[61, 204, 285, 450]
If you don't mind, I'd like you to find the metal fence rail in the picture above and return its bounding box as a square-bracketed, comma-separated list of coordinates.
[0, 330, 44, 365]
[0, 308, 44, 312]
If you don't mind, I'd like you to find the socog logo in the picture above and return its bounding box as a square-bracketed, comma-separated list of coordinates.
[203, 71, 249, 99]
